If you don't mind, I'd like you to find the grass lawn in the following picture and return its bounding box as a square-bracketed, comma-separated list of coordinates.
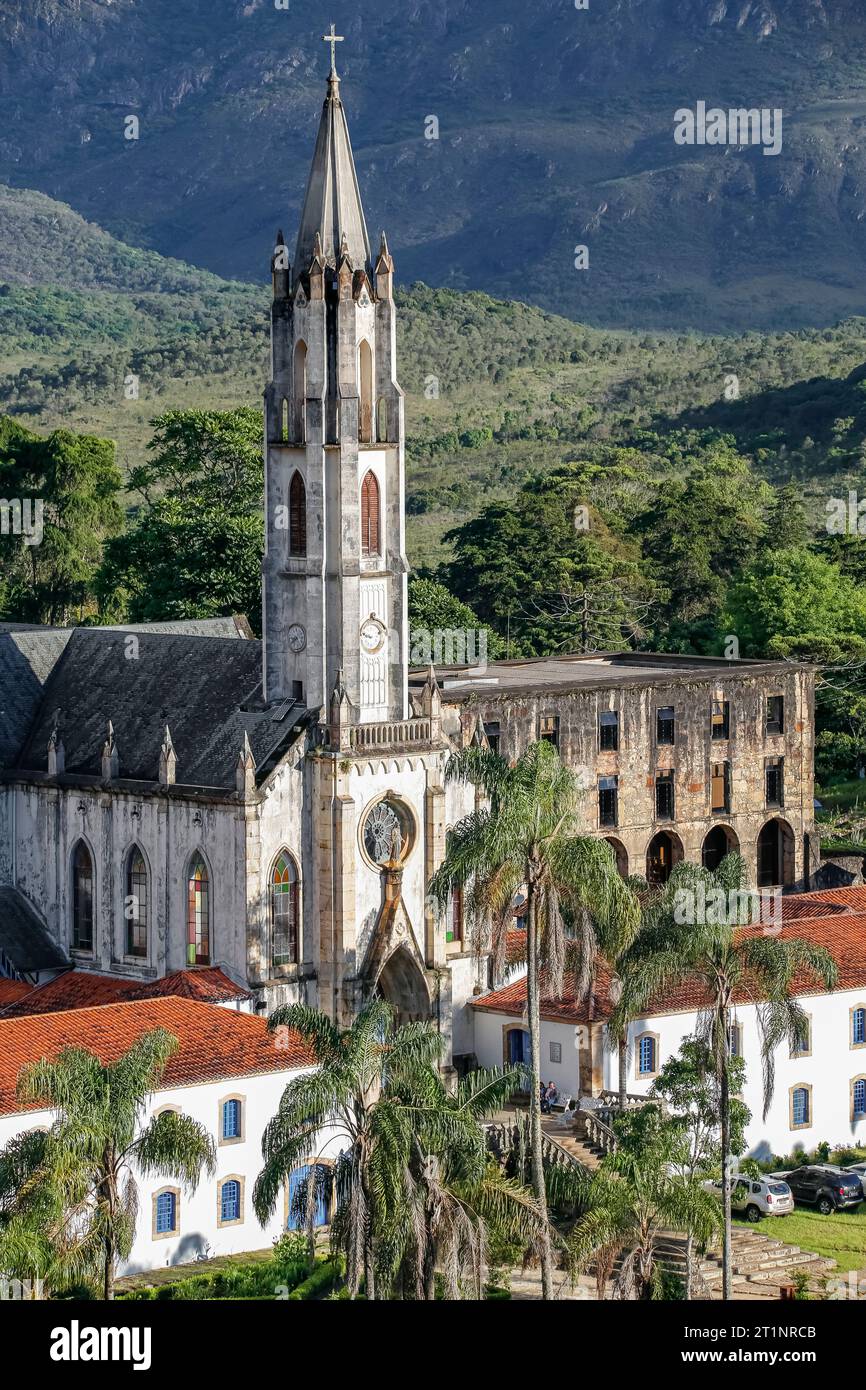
[816, 780, 866, 813]
[750, 1206, 866, 1273]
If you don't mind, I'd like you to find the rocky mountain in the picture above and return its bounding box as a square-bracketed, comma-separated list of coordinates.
[1, 0, 866, 330]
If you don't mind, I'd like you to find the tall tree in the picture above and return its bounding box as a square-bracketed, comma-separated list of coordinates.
[95, 406, 264, 627]
[568, 1104, 721, 1301]
[2, 1029, 215, 1299]
[428, 739, 639, 1298]
[253, 998, 546, 1300]
[0, 418, 123, 624]
[611, 855, 837, 1300]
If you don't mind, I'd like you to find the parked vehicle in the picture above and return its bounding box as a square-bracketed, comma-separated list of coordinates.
[703, 1175, 794, 1222]
[841, 1161, 866, 1197]
[783, 1165, 864, 1214]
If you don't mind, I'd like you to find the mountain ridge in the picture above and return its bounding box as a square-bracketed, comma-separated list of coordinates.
[3, 0, 866, 330]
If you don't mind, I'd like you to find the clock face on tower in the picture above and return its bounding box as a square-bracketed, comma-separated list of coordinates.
[287, 623, 306, 653]
[360, 615, 387, 655]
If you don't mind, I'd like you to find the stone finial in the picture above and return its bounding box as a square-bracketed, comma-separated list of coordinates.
[101, 719, 118, 782]
[329, 668, 354, 753]
[236, 731, 257, 799]
[421, 664, 442, 734]
[158, 725, 176, 787]
[47, 719, 65, 777]
[375, 230, 394, 299]
[308, 230, 325, 299]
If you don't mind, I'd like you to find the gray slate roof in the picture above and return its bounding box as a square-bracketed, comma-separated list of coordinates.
[0, 888, 68, 972]
[9, 629, 305, 792]
[0, 627, 73, 767]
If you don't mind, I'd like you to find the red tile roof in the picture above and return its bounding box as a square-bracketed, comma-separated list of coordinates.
[130, 968, 251, 1006]
[1, 967, 250, 1018]
[0, 979, 33, 1007]
[0, 996, 314, 1116]
[472, 915, 866, 1025]
[505, 928, 527, 966]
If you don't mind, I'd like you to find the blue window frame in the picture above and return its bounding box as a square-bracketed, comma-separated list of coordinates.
[639, 1035, 656, 1075]
[155, 1190, 176, 1235]
[222, 1099, 241, 1140]
[287, 1164, 329, 1230]
[853, 1009, 866, 1046]
[792, 1087, 810, 1127]
[220, 1179, 241, 1223]
[854, 1079, 866, 1118]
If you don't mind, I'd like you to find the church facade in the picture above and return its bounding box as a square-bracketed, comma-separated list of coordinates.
[0, 61, 480, 1066]
[0, 60, 818, 1073]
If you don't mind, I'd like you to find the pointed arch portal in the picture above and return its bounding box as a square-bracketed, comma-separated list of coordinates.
[375, 946, 431, 1026]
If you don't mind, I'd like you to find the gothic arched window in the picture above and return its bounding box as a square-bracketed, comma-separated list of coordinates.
[72, 841, 94, 952]
[359, 340, 373, 443]
[125, 847, 148, 958]
[289, 471, 307, 557]
[293, 341, 307, 443]
[187, 854, 210, 966]
[360, 470, 380, 557]
[271, 852, 299, 968]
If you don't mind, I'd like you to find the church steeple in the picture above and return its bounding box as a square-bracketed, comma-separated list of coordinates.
[262, 39, 408, 725]
[294, 41, 371, 275]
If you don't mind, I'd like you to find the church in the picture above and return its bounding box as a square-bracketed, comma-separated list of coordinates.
[0, 51, 819, 1073]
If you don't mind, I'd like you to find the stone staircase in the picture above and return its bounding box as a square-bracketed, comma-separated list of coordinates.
[541, 1117, 604, 1170]
[651, 1227, 837, 1300]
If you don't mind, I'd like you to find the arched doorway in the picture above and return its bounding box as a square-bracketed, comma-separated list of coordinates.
[604, 837, 629, 878]
[646, 831, 683, 888]
[375, 946, 431, 1025]
[757, 818, 795, 889]
[702, 825, 739, 873]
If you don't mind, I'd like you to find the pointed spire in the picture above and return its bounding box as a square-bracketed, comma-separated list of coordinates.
[294, 60, 371, 274]
[329, 667, 354, 753]
[158, 724, 176, 787]
[236, 731, 257, 799]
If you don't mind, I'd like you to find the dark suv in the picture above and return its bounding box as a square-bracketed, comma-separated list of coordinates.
[784, 1165, 863, 1215]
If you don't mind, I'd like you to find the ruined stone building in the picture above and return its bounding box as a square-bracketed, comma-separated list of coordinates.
[0, 58, 818, 1072]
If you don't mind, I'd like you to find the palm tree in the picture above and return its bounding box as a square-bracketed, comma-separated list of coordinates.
[568, 1105, 721, 1300]
[254, 997, 547, 1299]
[428, 739, 640, 1299]
[610, 854, 837, 1300]
[2, 1028, 216, 1299]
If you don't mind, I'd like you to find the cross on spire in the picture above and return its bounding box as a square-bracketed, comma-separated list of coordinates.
[322, 23, 344, 74]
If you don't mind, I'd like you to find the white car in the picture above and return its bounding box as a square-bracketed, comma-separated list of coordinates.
[842, 1162, 866, 1197]
[704, 1175, 794, 1221]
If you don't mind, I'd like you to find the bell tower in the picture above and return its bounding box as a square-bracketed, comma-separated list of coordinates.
[262, 40, 408, 726]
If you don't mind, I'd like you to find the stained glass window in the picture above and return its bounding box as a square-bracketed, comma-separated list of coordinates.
[271, 854, 298, 967]
[187, 856, 210, 965]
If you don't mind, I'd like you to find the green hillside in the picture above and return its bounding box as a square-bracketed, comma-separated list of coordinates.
[4, 185, 866, 567]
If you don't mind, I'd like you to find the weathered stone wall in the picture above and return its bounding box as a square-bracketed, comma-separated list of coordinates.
[448, 664, 816, 889]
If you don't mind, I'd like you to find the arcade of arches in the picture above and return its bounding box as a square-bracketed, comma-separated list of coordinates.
[604, 821, 796, 889]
